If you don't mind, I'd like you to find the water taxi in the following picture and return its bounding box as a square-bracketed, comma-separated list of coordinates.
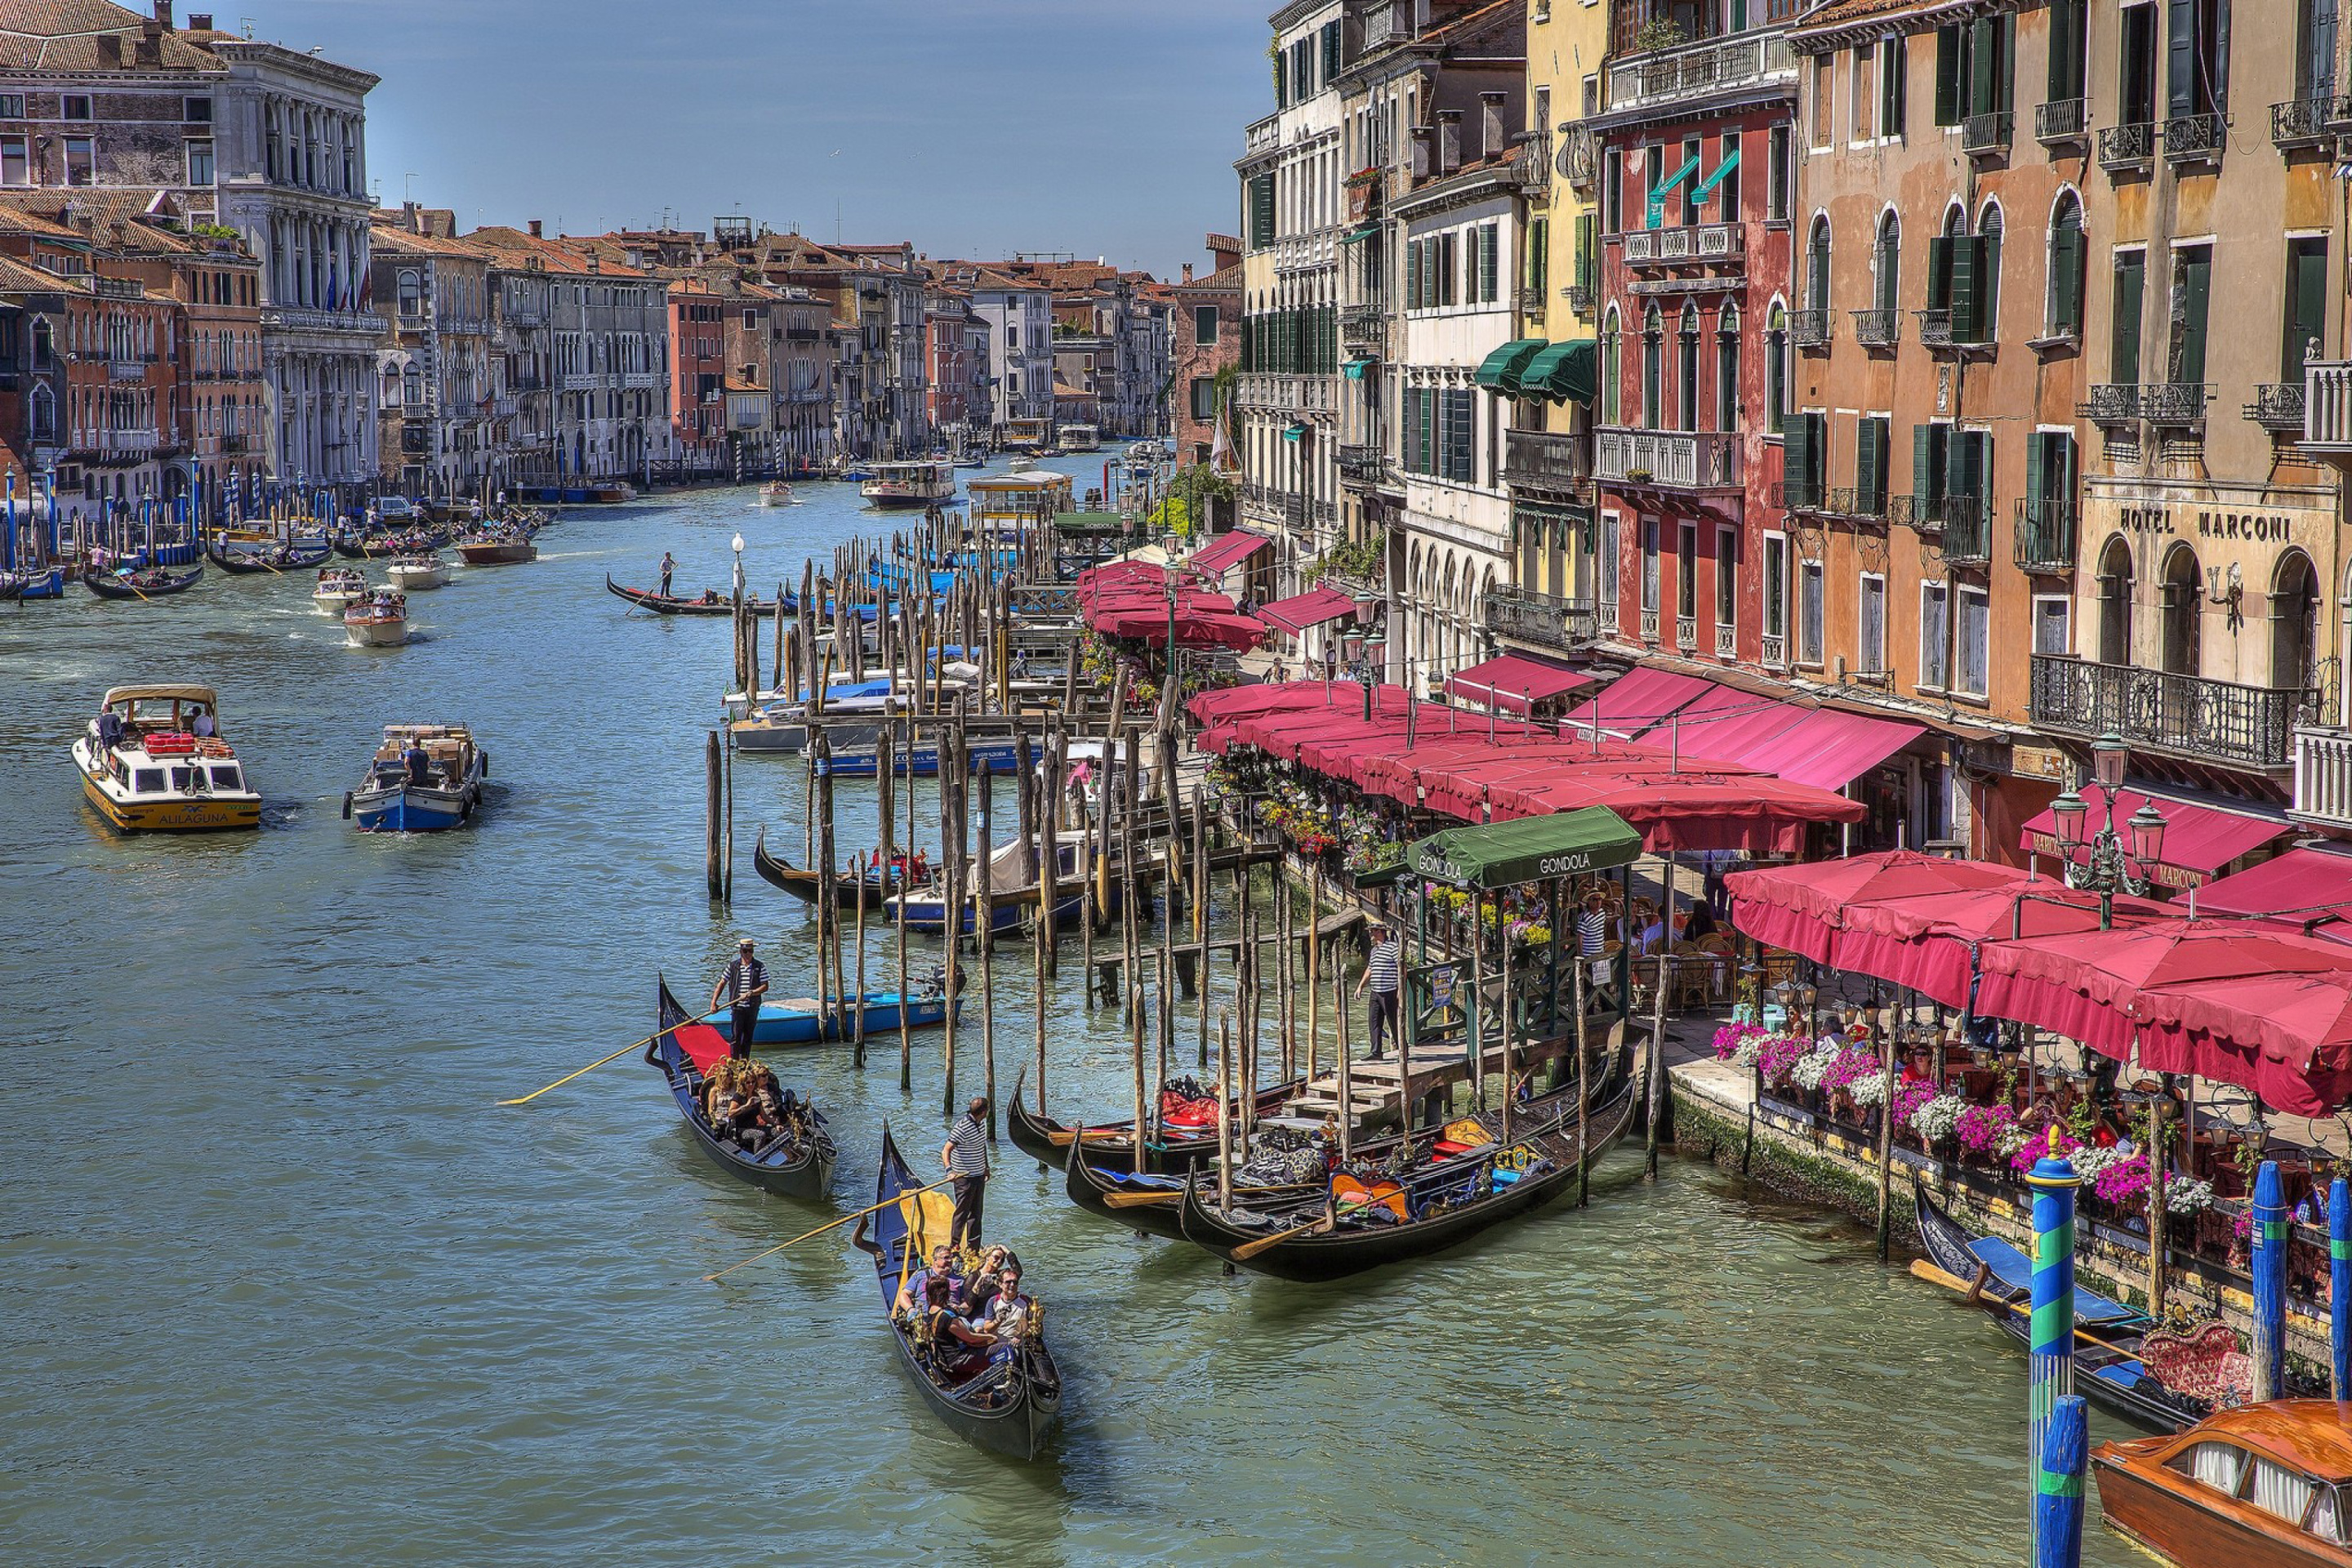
[345, 588, 408, 647]
[385, 553, 448, 590]
[1002, 416, 1053, 456]
[314, 566, 366, 612]
[346, 724, 486, 832]
[859, 461, 956, 510]
[1057, 423, 1101, 453]
[73, 684, 261, 832]
[760, 480, 795, 506]
[2095, 1400, 2352, 1564]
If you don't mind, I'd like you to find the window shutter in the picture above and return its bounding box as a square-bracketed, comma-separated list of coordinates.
[1913, 421, 1948, 502]
[1976, 228, 2000, 343]
[1322, 20, 1340, 83]
[1855, 416, 1881, 511]
[1969, 18, 1998, 116]
[2025, 427, 2046, 510]
[2056, 433, 2077, 507]
[1927, 234, 1953, 310]
[1418, 387, 1434, 474]
[2113, 252, 2145, 385]
[2289, 240, 2328, 379]
[1275, 55, 1288, 110]
[2047, 0, 2077, 99]
[1575, 214, 1595, 292]
[1881, 42, 1903, 135]
[1529, 216, 1548, 292]
[1784, 413, 1814, 508]
[2177, 249, 2212, 385]
[1949, 236, 1978, 341]
[2051, 220, 2084, 335]
[1934, 25, 1962, 124]
[1480, 225, 1499, 302]
[1405, 239, 1421, 310]
[2167, 0, 2196, 118]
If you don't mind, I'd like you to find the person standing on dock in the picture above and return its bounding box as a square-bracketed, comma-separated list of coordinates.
[659, 552, 676, 598]
[710, 938, 768, 1061]
[1358, 921, 1401, 1059]
[942, 1095, 990, 1250]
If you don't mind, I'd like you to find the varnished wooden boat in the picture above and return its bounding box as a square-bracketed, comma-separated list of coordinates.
[751, 826, 899, 910]
[83, 562, 203, 599]
[1174, 1058, 1636, 1282]
[605, 573, 777, 617]
[1061, 1120, 1321, 1241]
[2095, 1401, 2352, 1565]
[647, 978, 835, 1199]
[850, 1126, 1061, 1459]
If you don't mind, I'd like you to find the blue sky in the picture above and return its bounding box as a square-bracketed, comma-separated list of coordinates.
[256, 0, 1269, 275]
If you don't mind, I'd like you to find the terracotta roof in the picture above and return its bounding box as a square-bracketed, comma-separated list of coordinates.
[1176, 261, 1243, 294]
[0, 0, 224, 71]
[0, 248, 81, 293]
[462, 225, 606, 276]
[369, 219, 488, 263]
[0, 194, 86, 240]
[1793, 0, 1952, 30]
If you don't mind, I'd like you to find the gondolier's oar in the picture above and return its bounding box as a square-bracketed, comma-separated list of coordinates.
[702, 1175, 956, 1282]
[497, 987, 766, 1105]
[1229, 1213, 1333, 1262]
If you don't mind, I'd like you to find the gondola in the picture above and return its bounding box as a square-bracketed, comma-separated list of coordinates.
[850, 1126, 1061, 1459]
[1062, 1122, 1325, 1241]
[647, 978, 835, 1200]
[1175, 1058, 1637, 1282]
[1911, 1180, 2217, 1432]
[208, 540, 329, 574]
[604, 573, 778, 617]
[1007, 1067, 1307, 1175]
[82, 561, 203, 599]
[751, 826, 899, 911]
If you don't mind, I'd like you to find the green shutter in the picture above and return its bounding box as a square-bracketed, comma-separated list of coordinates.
[1976, 229, 2000, 344]
[1912, 422, 1934, 506]
[2113, 251, 2145, 385]
[1418, 388, 1434, 474]
[1927, 234, 1953, 310]
[1855, 416, 1881, 511]
[1480, 226, 1498, 302]
[1575, 214, 1596, 292]
[2289, 239, 2328, 380]
[2025, 428, 2046, 510]
[1934, 25, 1962, 124]
[1949, 236, 1979, 341]
[2178, 249, 2212, 385]
[2056, 434, 2076, 508]
[1322, 20, 1340, 82]
[1784, 413, 1815, 508]
[1969, 17, 1998, 116]
[2167, 0, 2196, 118]
[1881, 42, 1902, 136]
[2051, 221, 2084, 335]
[1529, 216, 1548, 292]
[2047, 0, 2077, 99]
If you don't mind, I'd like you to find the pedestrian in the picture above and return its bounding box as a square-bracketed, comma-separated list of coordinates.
[708, 938, 768, 1061]
[660, 550, 676, 598]
[942, 1094, 990, 1250]
[1356, 920, 1401, 1059]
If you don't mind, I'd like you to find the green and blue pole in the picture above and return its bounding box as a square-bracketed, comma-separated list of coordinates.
[2031, 1393, 2087, 1568]
[2330, 1178, 2349, 1400]
[2025, 1129, 2081, 1503]
[2253, 1159, 2287, 1403]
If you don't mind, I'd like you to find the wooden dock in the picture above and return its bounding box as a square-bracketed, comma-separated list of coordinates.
[1089, 904, 1362, 989]
[1273, 1021, 1619, 1129]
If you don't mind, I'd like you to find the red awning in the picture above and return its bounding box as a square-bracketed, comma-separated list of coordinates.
[1077, 561, 1264, 650]
[1188, 528, 1272, 576]
[1740, 707, 1926, 792]
[1562, 666, 1717, 737]
[2194, 849, 2352, 924]
[1724, 850, 2029, 965]
[2018, 786, 2292, 889]
[1257, 586, 1359, 637]
[1443, 654, 1594, 712]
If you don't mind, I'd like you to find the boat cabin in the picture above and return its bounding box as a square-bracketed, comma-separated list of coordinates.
[2096, 1401, 2352, 1565]
[967, 470, 1075, 542]
[1003, 416, 1052, 452]
[370, 724, 475, 789]
[1056, 423, 1100, 452]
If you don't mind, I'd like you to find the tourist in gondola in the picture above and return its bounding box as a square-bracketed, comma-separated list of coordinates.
[708, 938, 768, 1061]
[1357, 921, 1401, 1059]
[962, 1245, 1013, 1317]
[893, 1241, 961, 1321]
[942, 1095, 990, 1250]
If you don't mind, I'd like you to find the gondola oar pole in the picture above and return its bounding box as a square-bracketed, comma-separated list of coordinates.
[700, 1175, 956, 1282]
[497, 994, 759, 1106]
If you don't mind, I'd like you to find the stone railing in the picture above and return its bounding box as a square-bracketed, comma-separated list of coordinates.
[1502, 428, 1590, 494]
[1483, 585, 1597, 652]
[2305, 360, 2352, 451]
[1622, 223, 1744, 265]
[2293, 728, 2352, 830]
[1605, 30, 1795, 115]
[1593, 427, 1740, 489]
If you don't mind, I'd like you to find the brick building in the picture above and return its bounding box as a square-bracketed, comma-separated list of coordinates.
[1171, 234, 1242, 469]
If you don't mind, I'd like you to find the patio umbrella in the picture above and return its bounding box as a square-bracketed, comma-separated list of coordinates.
[1723, 850, 2025, 964]
[1833, 880, 2167, 1011]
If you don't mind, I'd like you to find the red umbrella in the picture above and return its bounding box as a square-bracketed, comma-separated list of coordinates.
[1724, 850, 2024, 964]
[1833, 881, 2167, 1010]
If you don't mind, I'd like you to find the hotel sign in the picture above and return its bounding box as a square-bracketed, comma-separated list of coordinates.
[2113, 503, 2304, 543]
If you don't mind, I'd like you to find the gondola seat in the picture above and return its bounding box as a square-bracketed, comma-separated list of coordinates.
[2140, 1323, 2252, 1407]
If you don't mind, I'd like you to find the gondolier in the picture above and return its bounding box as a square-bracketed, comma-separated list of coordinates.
[659, 551, 675, 597]
[1356, 922, 1401, 1058]
[942, 1095, 990, 1250]
[709, 938, 768, 1062]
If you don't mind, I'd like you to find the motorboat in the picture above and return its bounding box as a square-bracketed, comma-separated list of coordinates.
[385, 553, 448, 590]
[344, 588, 408, 647]
[346, 724, 487, 832]
[72, 684, 261, 832]
[760, 480, 795, 506]
[860, 461, 956, 510]
[2093, 1401, 2352, 1565]
[455, 528, 536, 566]
[314, 566, 367, 612]
[1057, 423, 1101, 453]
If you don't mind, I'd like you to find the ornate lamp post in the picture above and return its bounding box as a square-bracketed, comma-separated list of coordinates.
[2046, 732, 2167, 929]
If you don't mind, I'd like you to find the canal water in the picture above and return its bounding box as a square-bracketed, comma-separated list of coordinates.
[0, 463, 2139, 1566]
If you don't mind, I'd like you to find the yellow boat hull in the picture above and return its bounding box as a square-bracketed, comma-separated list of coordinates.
[80, 771, 261, 832]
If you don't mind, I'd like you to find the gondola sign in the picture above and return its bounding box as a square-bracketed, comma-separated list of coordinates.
[1406, 807, 1643, 890]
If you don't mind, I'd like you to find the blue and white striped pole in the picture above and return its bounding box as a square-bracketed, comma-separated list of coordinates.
[2330, 1178, 2349, 1400]
[2025, 1127, 2081, 1499]
[2032, 1392, 2087, 1568]
[2253, 1160, 2287, 1403]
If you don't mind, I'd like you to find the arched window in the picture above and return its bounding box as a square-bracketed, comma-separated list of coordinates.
[1677, 301, 1701, 431]
[2047, 191, 2085, 337]
[381, 363, 399, 405]
[1715, 303, 1741, 431]
[1765, 302, 1787, 434]
[403, 363, 423, 408]
[1806, 215, 1831, 314]
[1976, 201, 2004, 342]
[1641, 304, 1663, 430]
[2273, 550, 2320, 693]
[397, 270, 421, 316]
[2159, 542, 2201, 678]
[1601, 305, 1622, 425]
[2096, 535, 2134, 665]
[1873, 210, 1900, 314]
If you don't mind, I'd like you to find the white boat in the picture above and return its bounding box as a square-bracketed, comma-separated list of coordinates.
[347, 724, 486, 832]
[860, 461, 956, 510]
[314, 566, 366, 612]
[345, 588, 408, 647]
[385, 553, 448, 590]
[760, 480, 795, 506]
[72, 684, 261, 833]
[1057, 423, 1101, 453]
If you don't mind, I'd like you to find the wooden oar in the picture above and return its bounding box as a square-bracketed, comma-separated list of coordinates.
[497, 987, 765, 1106]
[1231, 1213, 1333, 1261]
[1102, 1189, 1180, 1209]
[702, 1175, 956, 1281]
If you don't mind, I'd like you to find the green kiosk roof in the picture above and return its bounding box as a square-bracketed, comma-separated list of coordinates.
[1406, 806, 1642, 889]
[1473, 338, 1548, 393]
[1521, 339, 1598, 404]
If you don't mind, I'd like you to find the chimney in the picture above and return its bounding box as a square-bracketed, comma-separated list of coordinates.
[1182, 262, 1194, 283]
[1480, 91, 1507, 162]
[528, 219, 542, 239]
[400, 199, 421, 234]
[189, 11, 212, 29]
[154, 2, 175, 29]
[1410, 125, 1432, 181]
[96, 33, 122, 66]
[136, 32, 162, 68]
[1437, 109, 1463, 176]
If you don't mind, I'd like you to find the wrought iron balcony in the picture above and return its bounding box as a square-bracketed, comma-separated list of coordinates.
[1560, 125, 1597, 194]
[1621, 224, 1745, 266]
[1337, 443, 1388, 485]
[1851, 309, 1899, 349]
[2140, 383, 2209, 426]
[1824, 486, 1887, 520]
[1340, 304, 1385, 346]
[2163, 113, 2225, 164]
[2273, 97, 2348, 147]
[2306, 360, 2352, 452]
[1517, 287, 1548, 318]
[1775, 478, 1823, 512]
[1962, 109, 2014, 155]
[2082, 384, 2142, 425]
[1503, 428, 1591, 497]
[1605, 30, 1796, 115]
[1895, 493, 1981, 536]
[2030, 653, 2314, 772]
[1788, 308, 1831, 350]
[1938, 498, 1992, 565]
[2013, 499, 2077, 573]
[2097, 122, 2154, 171]
[1593, 427, 1740, 490]
[2036, 97, 2087, 145]
[2293, 728, 2352, 830]
[1915, 308, 1954, 349]
[2247, 383, 2306, 431]
[1483, 585, 1597, 653]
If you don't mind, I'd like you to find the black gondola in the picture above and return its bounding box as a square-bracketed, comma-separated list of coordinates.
[1062, 1125, 1323, 1241]
[82, 561, 203, 599]
[208, 541, 331, 574]
[605, 574, 780, 617]
[1175, 1058, 1637, 1282]
[1910, 1179, 2225, 1431]
[751, 826, 898, 910]
[1007, 1067, 1307, 1174]
[850, 1126, 1062, 1459]
[647, 977, 835, 1200]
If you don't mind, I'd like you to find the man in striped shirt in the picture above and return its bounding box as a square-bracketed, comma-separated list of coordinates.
[1356, 922, 1401, 1058]
[941, 1095, 991, 1250]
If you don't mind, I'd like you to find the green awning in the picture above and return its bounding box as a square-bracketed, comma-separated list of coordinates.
[1052, 510, 1125, 533]
[1474, 338, 1548, 393]
[1520, 339, 1598, 404]
[1340, 223, 1380, 245]
[1406, 806, 1642, 890]
[1342, 358, 1374, 380]
[1281, 421, 1309, 442]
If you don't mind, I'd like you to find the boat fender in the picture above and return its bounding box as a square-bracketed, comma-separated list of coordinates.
[479, 750, 488, 778]
[341, 791, 353, 820]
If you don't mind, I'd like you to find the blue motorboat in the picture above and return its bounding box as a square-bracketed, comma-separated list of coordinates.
[346, 724, 487, 832]
[816, 737, 1022, 778]
[710, 982, 962, 1046]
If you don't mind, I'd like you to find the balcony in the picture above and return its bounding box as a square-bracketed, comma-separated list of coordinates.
[1483, 586, 1597, 653]
[1819, 486, 1886, 520]
[1622, 224, 1744, 267]
[1517, 288, 1548, 318]
[1895, 492, 1982, 537]
[2097, 122, 2154, 172]
[1851, 309, 1899, 349]
[1788, 309, 1832, 350]
[1503, 428, 1591, 497]
[2247, 383, 2306, 433]
[1714, 622, 1736, 660]
[2140, 383, 2209, 427]
[1677, 614, 1698, 653]
[2305, 360, 2352, 451]
[1340, 304, 1385, 348]
[2030, 654, 2314, 772]
[1361, 0, 1411, 51]
[2036, 97, 2087, 145]
[2163, 112, 2225, 165]
[1593, 428, 1740, 490]
[2082, 384, 2142, 425]
[1937, 499, 1992, 566]
[1564, 283, 1594, 316]
[1962, 109, 2013, 156]
[2274, 96, 2350, 149]
[785, 327, 821, 342]
[2293, 728, 2352, 831]
[1244, 114, 1279, 157]
[2012, 499, 2077, 573]
[1604, 30, 1795, 115]
[1915, 308, 1954, 349]
[1338, 443, 1388, 485]
[1561, 124, 1598, 194]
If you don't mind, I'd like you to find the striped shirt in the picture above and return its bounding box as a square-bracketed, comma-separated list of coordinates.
[721, 956, 768, 1003]
[946, 1113, 990, 1178]
[1577, 910, 1607, 956]
[1365, 938, 1401, 994]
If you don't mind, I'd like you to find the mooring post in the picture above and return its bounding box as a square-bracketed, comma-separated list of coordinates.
[1875, 1029, 1897, 1259]
[703, 729, 722, 898]
[978, 762, 996, 1139]
[2025, 1130, 2082, 1502]
[2030, 1394, 2087, 1568]
[2252, 1159, 2287, 1403]
[2333, 1178, 2351, 1400]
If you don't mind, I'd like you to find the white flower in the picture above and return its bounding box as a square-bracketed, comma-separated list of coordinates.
[1847, 1071, 1889, 1108]
[2070, 1146, 2121, 1181]
[1731, 1038, 1766, 1070]
[1906, 1093, 1967, 1145]
[2166, 1177, 2215, 1216]
[1789, 1044, 1842, 1091]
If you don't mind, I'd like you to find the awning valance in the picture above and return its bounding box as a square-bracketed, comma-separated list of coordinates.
[1257, 585, 1359, 637]
[2198, 849, 2352, 927]
[1340, 223, 1380, 245]
[1474, 338, 1548, 393]
[1409, 807, 1643, 890]
[1281, 421, 1309, 442]
[2019, 786, 2292, 889]
[1188, 528, 1271, 576]
[1444, 653, 1594, 713]
[1519, 339, 1597, 403]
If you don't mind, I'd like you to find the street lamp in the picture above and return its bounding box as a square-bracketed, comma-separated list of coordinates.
[2049, 730, 2168, 928]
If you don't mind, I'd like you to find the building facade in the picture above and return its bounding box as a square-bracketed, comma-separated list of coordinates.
[1172, 234, 1244, 469]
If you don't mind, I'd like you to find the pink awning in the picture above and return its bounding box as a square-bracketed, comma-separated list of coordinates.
[1257, 586, 1359, 637]
[2018, 786, 2292, 889]
[1562, 666, 1718, 737]
[2194, 848, 2352, 924]
[1740, 707, 1926, 792]
[1443, 654, 1594, 712]
[1188, 528, 1271, 576]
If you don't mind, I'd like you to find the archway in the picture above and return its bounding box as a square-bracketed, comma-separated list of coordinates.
[2096, 534, 2133, 665]
[2272, 549, 2319, 693]
[2159, 542, 2201, 678]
